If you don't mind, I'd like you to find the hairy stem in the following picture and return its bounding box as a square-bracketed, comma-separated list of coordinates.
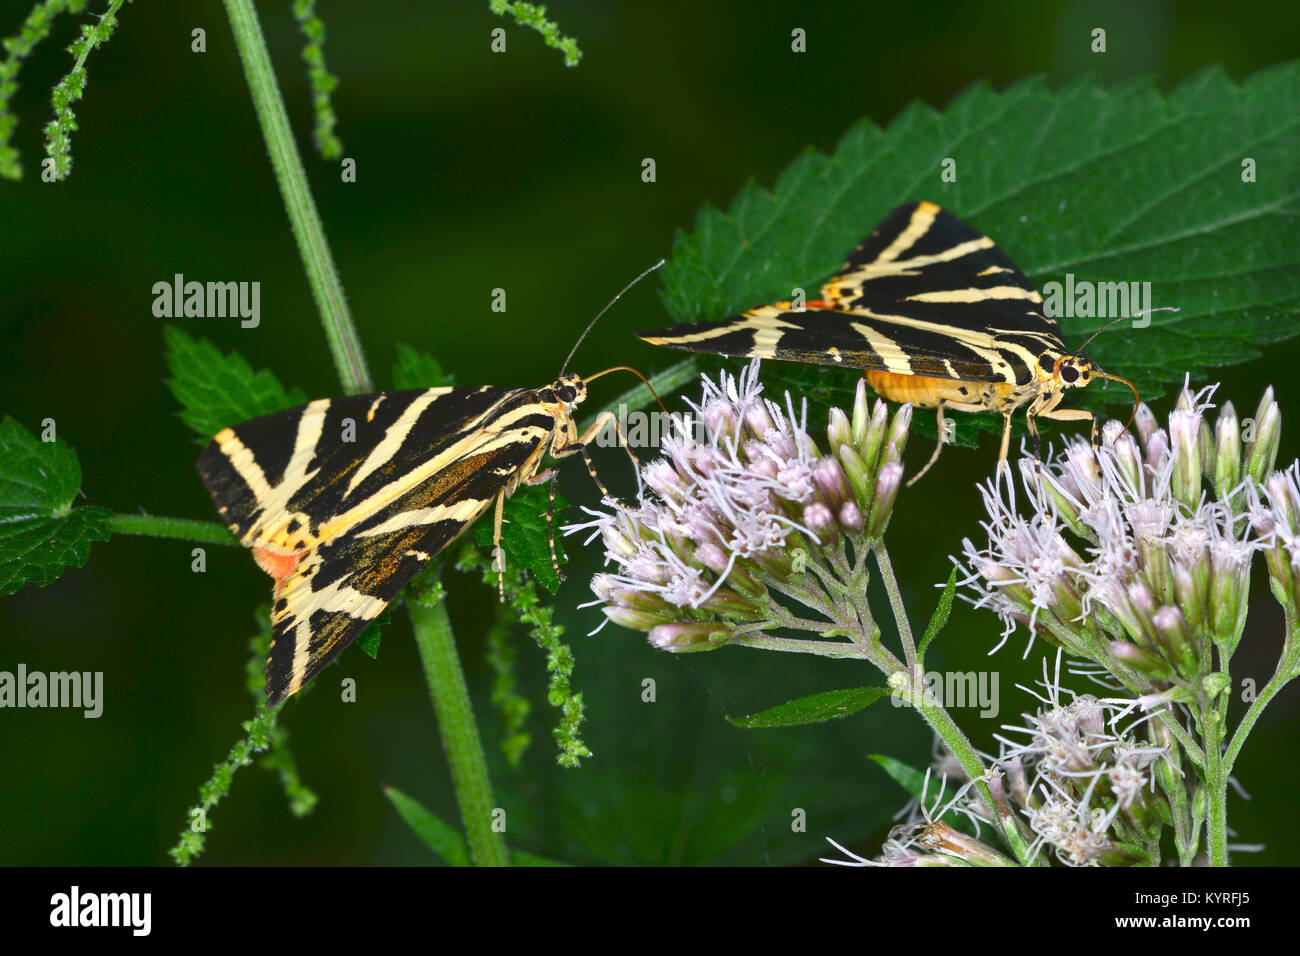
[409, 598, 508, 867]
[108, 513, 239, 545]
[873, 543, 918, 668]
[222, 0, 372, 394]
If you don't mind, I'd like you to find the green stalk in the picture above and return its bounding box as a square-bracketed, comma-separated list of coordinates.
[108, 513, 238, 545]
[222, 0, 372, 394]
[410, 599, 509, 867]
[1201, 693, 1228, 866]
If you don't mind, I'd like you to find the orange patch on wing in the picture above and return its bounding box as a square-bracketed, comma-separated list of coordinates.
[253, 547, 305, 596]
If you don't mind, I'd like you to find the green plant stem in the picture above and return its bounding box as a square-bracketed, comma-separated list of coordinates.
[1201, 693, 1228, 866]
[873, 543, 917, 667]
[108, 513, 238, 545]
[222, 0, 372, 394]
[731, 634, 871, 658]
[409, 598, 508, 867]
[1223, 624, 1300, 772]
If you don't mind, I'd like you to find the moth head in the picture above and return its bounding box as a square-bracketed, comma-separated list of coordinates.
[552, 374, 586, 406]
[1038, 351, 1095, 390]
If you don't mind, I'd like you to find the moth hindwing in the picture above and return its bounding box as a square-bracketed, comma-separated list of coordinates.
[640, 201, 1135, 481]
[198, 375, 605, 705]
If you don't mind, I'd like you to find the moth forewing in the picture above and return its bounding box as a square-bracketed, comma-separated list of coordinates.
[638, 201, 1135, 483]
[197, 377, 620, 705]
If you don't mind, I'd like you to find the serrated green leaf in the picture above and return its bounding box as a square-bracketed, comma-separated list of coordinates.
[663, 65, 1300, 444]
[728, 686, 890, 728]
[382, 785, 470, 866]
[164, 325, 308, 439]
[0, 417, 111, 595]
[471, 483, 567, 594]
[868, 753, 928, 803]
[918, 568, 958, 664]
[392, 343, 456, 390]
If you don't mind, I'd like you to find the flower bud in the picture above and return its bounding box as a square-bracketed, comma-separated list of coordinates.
[603, 605, 675, 632]
[883, 403, 912, 462]
[1152, 605, 1196, 679]
[1169, 408, 1203, 511]
[1111, 428, 1144, 492]
[1134, 402, 1159, 449]
[1145, 428, 1170, 475]
[1245, 396, 1281, 486]
[838, 500, 864, 533]
[860, 396, 891, 469]
[1126, 581, 1161, 648]
[1198, 416, 1215, 480]
[700, 587, 767, 620]
[703, 399, 739, 441]
[915, 821, 1017, 867]
[803, 502, 837, 545]
[835, 443, 873, 512]
[1208, 541, 1251, 655]
[744, 400, 777, 440]
[827, 407, 852, 457]
[812, 456, 850, 508]
[1172, 562, 1206, 636]
[648, 621, 731, 651]
[868, 462, 903, 538]
[1213, 401, 1241, 500]
[643, 459, 688, 503]
[1109, 639, 1174, 680]
[850, 380, 871, 446]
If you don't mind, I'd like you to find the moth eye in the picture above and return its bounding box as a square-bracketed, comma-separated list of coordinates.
[1039, 354, 1055, 372]
[556, 384, 577, 403]
[1060, 365, 1080, 383]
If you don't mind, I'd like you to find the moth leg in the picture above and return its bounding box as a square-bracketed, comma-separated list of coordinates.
[998, 412, 1013, 462]
[546, 470, 564, 582]
[1037, 406, 1097, 445]
[906, 402, 949, 488]
[554, 410, 638, 505]
[1026, 412, 1043, 462]
[492, 486, 507, 602]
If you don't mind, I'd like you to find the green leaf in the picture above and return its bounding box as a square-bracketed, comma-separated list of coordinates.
[728, 686, 890, 728]
[868, 753, 928, 803]
[164, 326, 308, 439]
[383, 785, 470, 867]
[355, 606, 392, 659]
[0, 417, 110, 595]
[471, 483, 567, 594]
[663, 65, 1300, 444]
[918, 568, 958, 665]
[392, 343, 455, 390]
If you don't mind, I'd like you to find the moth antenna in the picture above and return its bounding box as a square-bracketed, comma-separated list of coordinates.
[559, 258, 666, 377]
[1069, 314, 1131, 356]
[585, 365, 669, 415]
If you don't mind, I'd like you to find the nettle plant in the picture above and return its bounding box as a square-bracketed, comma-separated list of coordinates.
[3, 2, 1299, 865]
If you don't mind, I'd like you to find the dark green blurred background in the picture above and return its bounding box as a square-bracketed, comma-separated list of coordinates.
[2, 1, 1296, 865]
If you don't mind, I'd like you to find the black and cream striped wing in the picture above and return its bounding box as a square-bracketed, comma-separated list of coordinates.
[639, 201, 1067, 386]
[197, 385, 554, 704]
